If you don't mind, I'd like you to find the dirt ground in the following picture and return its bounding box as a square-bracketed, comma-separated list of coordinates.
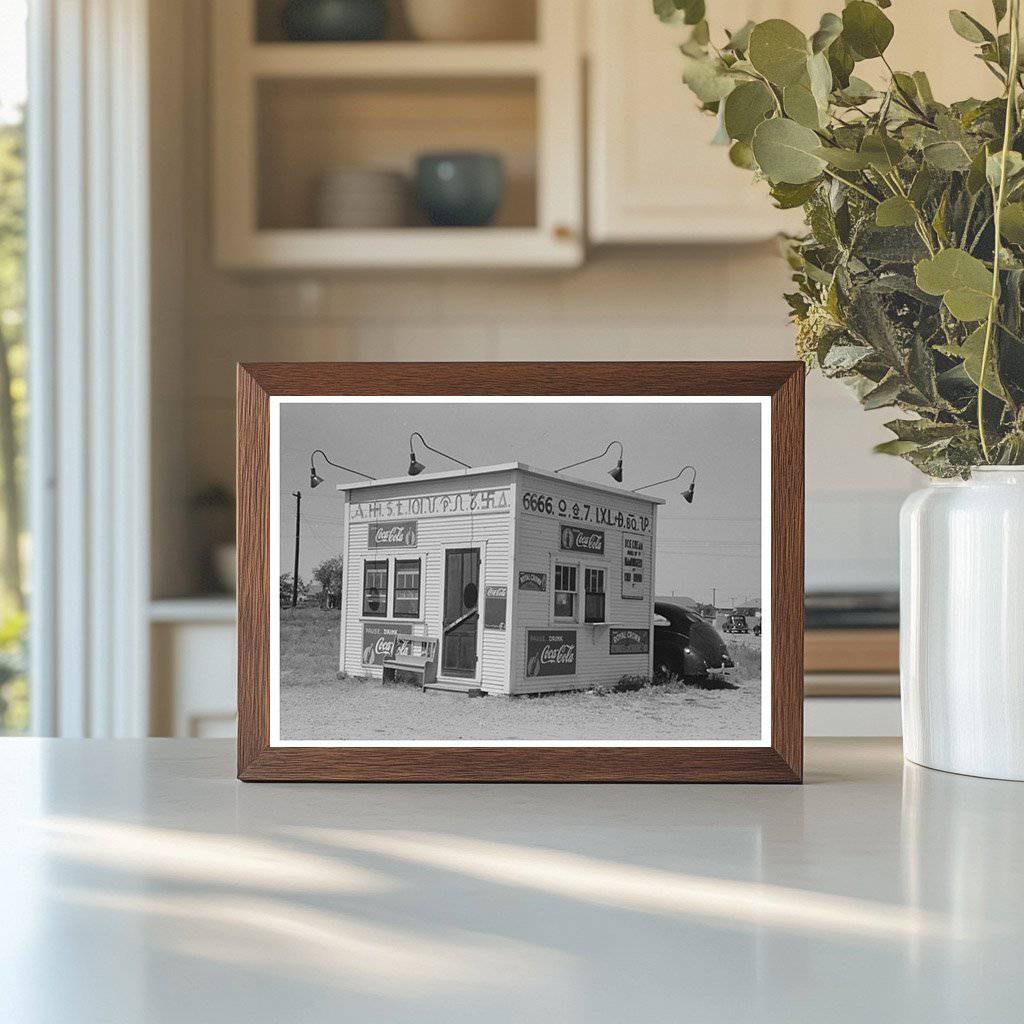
[279, 608, 763, 743]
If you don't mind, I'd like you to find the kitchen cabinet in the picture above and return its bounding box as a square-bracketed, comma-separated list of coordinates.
[212, 0, 583, 269]
[587, 0, 999, 244]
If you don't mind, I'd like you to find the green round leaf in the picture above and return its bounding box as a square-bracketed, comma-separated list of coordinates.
[860, 133, 905, 172]
[752, 117, 827, 184]
[842, 1, 894, 59]
[949, 10, 993, 44]
[783, 83, 821, 129]
[681, 55, 736, 103]
[811, 12, 843, 54]
[729, 140, 758, 170]
[999, 202, 1024, 243]
[723, 81, 775, 143]
[748, 19, 810, 86]
[915, 249, 994, 322]
[875, 196, 918, 228]
[814, 145, 871, 170]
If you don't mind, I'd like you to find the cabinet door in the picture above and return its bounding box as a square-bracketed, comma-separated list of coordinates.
[588, 1, 813, 243]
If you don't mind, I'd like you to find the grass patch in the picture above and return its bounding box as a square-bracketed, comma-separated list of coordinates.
[280, 606, 341, 687]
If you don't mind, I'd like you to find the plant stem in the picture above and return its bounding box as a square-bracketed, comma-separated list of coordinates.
[979, 0, 1021, 463]
[821, 167, 879, 203]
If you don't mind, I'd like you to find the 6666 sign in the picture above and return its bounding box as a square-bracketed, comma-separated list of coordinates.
[521, 490, 651, 535]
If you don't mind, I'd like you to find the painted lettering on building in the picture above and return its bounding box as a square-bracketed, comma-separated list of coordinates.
[525, 630, 577, 678]
[520, 490, 652, 534]
[350, 488, 511, 523]
[622, 533, 646, 600]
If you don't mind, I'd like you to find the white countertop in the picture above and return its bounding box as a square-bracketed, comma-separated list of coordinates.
[2, 738, 1021, 1023]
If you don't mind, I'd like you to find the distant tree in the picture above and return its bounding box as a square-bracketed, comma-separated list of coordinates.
[279, 573, 309, 608]
[0, 112, 26, 610]
[311, 556, 343, 608]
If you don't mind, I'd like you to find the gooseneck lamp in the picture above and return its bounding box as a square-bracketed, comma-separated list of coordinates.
[554, 440, 624, 483]
[308, 450, 376, 488]
[633, 464, 697, 504]
[407, 432, 472, 476]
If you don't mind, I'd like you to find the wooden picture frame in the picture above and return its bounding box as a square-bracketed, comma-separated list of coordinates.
[237, 362, 804, 782]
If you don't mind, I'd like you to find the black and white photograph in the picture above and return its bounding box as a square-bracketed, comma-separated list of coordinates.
[270, 396, 770, 746]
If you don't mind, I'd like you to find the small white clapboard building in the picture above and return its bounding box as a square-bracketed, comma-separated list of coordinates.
[337, 463, 663, 694]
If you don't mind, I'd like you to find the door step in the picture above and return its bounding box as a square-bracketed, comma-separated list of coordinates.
[423, 682, 486, 697]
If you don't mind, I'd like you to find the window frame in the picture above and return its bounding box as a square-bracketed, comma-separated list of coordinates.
[361, 559, 390, 618]
[553, 562, 579, 622]
[584, 566, 607, 624]
[392, 557, 422, 619]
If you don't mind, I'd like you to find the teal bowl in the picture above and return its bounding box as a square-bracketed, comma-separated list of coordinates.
[415, 152, 505, 228]
[281, 0, 388, 42]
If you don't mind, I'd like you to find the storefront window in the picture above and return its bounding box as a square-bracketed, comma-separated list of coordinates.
[554, 564, 577, 619]
[362, 560, 388, 617]
[584, 568, 606, 623]
[393, 559, 421, 618]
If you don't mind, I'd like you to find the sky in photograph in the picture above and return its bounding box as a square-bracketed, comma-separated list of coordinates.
[279, 399, 763, 607]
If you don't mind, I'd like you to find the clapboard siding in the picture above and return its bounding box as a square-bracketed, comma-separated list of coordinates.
[339, 469, 514, 687]
[509, 470, 657, 693]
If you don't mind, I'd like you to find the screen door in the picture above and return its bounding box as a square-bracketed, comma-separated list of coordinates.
[442, 548, 481, 679]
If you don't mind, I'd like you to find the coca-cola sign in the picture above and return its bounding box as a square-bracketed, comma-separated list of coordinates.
[525, 630, 577, 678]
[609, 627, 650, 655]
[361, 622, 413, 666]
[368, 520, 418, 548]
[560, 526, 605, 555]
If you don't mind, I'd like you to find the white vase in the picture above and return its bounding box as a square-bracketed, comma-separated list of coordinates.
[900, 467, 1024, 780]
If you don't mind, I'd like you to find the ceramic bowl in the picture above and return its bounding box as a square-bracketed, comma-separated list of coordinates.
[281, 0, 388, 42]
[415, 152, 505, 228]
[403, 0, 534, 42]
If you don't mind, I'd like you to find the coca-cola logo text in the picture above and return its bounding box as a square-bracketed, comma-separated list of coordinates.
[539, 642, 576, 664]
[368, 520, 418, 548]
[560, 526, 605, 555]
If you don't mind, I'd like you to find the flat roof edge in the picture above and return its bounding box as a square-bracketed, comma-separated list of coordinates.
[337, 462, 666, 504]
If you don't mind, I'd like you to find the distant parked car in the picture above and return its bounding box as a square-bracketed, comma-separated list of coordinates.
[654, 602, 735, 684]
[722, 613, 749, 634]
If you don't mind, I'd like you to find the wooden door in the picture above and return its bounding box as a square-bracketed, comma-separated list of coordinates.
[442, 549, 481, 679]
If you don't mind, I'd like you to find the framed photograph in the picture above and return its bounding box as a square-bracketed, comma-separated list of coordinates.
[237, 362, 804, 782]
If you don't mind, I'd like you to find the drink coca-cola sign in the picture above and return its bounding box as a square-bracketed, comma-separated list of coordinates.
[560, 526, 605, 555]
[525, 630, 577, 678]
[361, 622, 413, 666]
[368, 519, 418, 548]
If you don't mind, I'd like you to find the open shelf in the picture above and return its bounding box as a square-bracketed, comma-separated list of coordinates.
[257, 76, 538, 232]
[248, 41, 544, 78]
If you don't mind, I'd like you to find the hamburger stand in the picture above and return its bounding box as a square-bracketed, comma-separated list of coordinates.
[336, 463, 665, 694]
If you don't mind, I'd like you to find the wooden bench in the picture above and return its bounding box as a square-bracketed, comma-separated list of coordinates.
[382, 637, 439, 688]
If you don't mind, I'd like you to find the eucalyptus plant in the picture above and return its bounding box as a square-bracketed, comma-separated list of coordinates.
[659, 0, 1024, 475]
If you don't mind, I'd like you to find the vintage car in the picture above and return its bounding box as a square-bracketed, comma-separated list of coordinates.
[722, 613, 749, 634]
[653, 602, 735, 684]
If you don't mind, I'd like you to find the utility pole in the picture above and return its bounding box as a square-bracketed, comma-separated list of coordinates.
[291, 490, 301, 608]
